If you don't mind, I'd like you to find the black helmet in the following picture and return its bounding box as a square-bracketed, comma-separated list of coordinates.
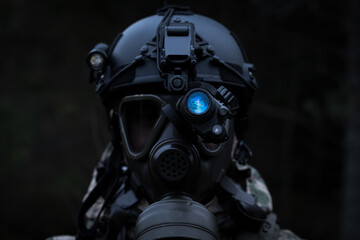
[87, 6, 258, 140]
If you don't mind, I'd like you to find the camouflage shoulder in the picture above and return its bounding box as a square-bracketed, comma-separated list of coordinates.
[82, 142, 114, 223]
[82, 142, 113, 201]
[233, 160, 273, 212]
[277, 229, 303, 240]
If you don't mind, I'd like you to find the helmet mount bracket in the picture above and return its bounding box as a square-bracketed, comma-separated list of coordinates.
[157, 9, 197, 92]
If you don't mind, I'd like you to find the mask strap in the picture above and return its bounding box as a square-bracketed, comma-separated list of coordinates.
[217, 172, 267, 232]
[76, 147, 134, 239]
[161, 104, 195, 140]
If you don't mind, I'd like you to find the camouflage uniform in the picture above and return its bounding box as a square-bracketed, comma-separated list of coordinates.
[78, 143, 302, 240]
[47, 142, 302, 240]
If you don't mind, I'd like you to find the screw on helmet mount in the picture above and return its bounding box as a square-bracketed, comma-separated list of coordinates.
[156, 7, 196, 92]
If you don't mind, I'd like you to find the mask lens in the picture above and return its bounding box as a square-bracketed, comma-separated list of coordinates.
[187, 91, 210, 115]
[203, 142, 220, 151]
[122, 100, 162, 153]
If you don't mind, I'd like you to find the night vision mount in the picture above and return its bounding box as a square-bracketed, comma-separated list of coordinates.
[156, 8, 197, 92]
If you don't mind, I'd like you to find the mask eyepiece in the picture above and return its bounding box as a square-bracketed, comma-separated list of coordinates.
[180, 88, 230, 143]
[182, 89, 214, 123]
[187, 91, 210, 115]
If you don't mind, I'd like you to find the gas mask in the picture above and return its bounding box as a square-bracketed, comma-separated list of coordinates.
[118, 84, 237, 203]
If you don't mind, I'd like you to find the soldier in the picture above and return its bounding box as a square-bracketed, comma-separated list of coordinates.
[48, 5, 302, 240]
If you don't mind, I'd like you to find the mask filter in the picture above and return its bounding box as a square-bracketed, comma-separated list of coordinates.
[135, 195, 220, 240]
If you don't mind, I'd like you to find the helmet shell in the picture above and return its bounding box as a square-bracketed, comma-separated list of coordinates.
[98, 9, 254, 102]
[111, 14, 245, 68]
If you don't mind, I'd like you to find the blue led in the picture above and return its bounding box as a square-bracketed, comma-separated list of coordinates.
[187, 91, 210, 115]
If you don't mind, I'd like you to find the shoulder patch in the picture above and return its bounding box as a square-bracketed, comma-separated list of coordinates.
[233, 161, 273, 212]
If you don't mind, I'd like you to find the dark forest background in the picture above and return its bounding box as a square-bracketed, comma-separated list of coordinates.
[1, 0, 359, 239]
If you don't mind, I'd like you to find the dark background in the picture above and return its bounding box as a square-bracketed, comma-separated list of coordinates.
[1, 0, 359, 239]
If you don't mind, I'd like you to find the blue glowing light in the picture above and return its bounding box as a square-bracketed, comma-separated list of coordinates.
[187, 91, 210, 115]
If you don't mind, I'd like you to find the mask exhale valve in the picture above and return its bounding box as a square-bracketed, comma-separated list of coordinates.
[149, 140, 199, 184]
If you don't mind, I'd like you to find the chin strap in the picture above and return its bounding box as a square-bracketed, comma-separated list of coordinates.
[217, 172, 267, 232]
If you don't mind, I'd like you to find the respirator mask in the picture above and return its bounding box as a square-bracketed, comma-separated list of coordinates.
[119, 83, 238, 199]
